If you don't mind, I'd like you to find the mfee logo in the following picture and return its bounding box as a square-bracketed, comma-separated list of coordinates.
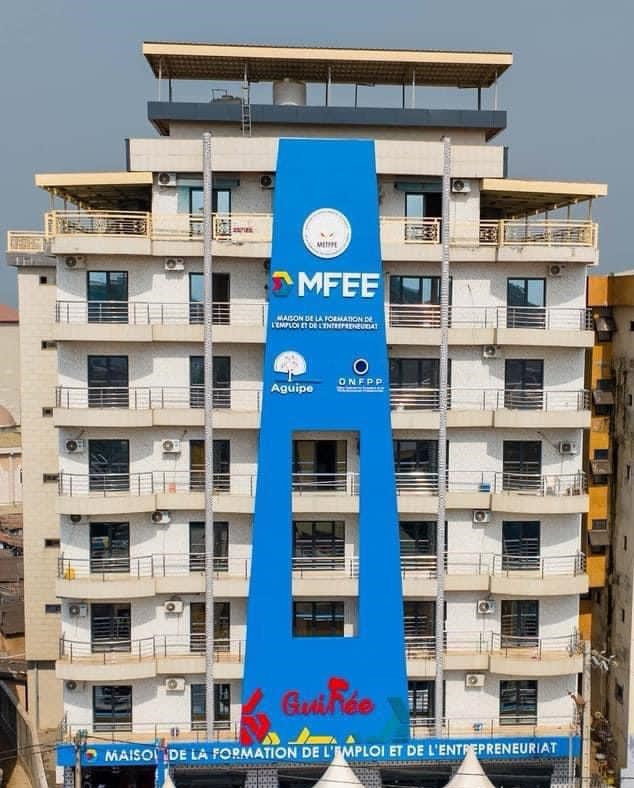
[302, 209, 352, 259]
[272, 351, 316, 395]
[272, 270, 293, 296]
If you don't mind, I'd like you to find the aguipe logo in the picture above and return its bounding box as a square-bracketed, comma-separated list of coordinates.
[271, 351, 315, 395]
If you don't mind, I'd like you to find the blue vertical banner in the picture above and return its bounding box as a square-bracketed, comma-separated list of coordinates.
[241, 139, 409, 746]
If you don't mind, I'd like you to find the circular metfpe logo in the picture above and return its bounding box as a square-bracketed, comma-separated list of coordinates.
[302, 208, 352, 259]
[353, 358, 369, 375]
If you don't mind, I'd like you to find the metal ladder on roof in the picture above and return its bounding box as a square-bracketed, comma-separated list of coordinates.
[241, 83, 252, 136]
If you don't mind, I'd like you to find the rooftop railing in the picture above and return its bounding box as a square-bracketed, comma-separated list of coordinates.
[36, 211, 598, 248]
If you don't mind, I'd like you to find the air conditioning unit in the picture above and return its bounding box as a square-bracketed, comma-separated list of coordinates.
[161, 438, 181, 454]
[165, 257, 185, 272]
[64, 255, 86, 270]
[451, 179, 471, 194]
[465, 673, 485, 688]
[548, 264, 566, 277]
[158, 172, 177, 187]
[558, 440, 579, 456]
[260, 174, 275, 189]
[69, 603, 88, 618]
[65, 438, 85, 454]
[477, 599, 496, 615]
[151, 510, 171, 525]
[65, 680, 83, 692]
[165, 677, 186, 692]
[482, 345, 500, 359]
[164, 599, 183, 615]
[472, 509, 491, 524]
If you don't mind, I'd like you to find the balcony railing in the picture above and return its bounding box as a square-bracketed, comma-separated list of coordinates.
[404, 631, 581, 660]
[395, 471, 586, 496]
[401, 552, 586, 578]
[388, 304, 592, 330]
[55, 300, 266, 326]
[7, 231, 47, 253]
[390, 388, 589, 412]
[59, 635, 243, 663]
[56, 386, 261, 412]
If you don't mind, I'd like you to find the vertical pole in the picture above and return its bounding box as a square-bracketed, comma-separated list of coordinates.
[158, 59, 162, 102]
[582, 640, 592, 788]
[203, 132, 215, 736]
[477, 87, 482, 110]
[435, 136, 451, 737]
[411, 69, 416, 109]
[326, 65, 331, 106]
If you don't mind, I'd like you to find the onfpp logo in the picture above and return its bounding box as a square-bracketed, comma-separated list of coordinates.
[302, 208, 351, 259]
[271, 270, 293, 296]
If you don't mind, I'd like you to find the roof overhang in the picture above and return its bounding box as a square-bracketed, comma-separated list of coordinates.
[481, 178, 608, 218]
[35, 171, 153, 210]
[143, 41, 512, 88]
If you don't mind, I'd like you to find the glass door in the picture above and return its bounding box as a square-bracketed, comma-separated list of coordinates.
[87, 271, 128, 323]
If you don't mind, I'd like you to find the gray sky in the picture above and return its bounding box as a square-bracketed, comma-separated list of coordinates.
[1, 0, 630, 306]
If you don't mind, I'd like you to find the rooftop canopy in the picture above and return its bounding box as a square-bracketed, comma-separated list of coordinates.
[481, 178, 608, 218]
[35, 172, 153, 211]
[143, 42, 512, 88]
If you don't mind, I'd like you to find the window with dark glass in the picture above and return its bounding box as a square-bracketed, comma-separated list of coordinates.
[506, 279, 546, 328]
[499, 680, 537, 725]
[189, 272, 230, 325]
[191, 683, 231, 730]
[501, 600, 539, 647]
[502, 441, 542, 491]
[390, 358, 451, 410]
[292, 521, 345, 570]
[400, 522, 436, 570]
[91, 603, 131, 652]
[190, 601, 230, 653]
[293, 601, 344, 637]
[89, 523, 130, 573]
[389, 275, 451, 328]
[502, 522, 540, 571]
[408, 680, 435, 723]
[504, 359, 544, 410]
[88, 439, 129, 492]
[189, 521, 228, 572]
[403, 601, 435, 642]
[394, 440, 438, 491]
[87, 271, 128, 323]
[293, 440, 347, 492]
[189, 356, 231, 409]
[87, 356, 129, 408]
[189, 440, 230, 492]
[93, 685, 132, 731]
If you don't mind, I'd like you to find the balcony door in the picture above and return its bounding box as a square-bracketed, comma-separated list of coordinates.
[91, 603, 131, 653]
[93, 686, 132, 732]
[292, 521, 345, 570]
[394, 440, 438, 492]
[399, 521, 436, 571]
[502, 521, 540, 571]
[87, 271, 128, 323]
[87, 355, 129, 408]
[403, 601, 435, 645]
[189, 520, 229, 572]
[89, 522, 130, 574]
[189, 355, 231, 409]
[408, 680, 435, 727]
[389, 275, 450, 327]
[189, 439, 230, 492]
[500, 680, 537, 725]
[88, 439, 129, 492]
[502, 441, 542, 492]
[507, 278, 546, 328]
[501, 599, 539, 647]
[504, 359, 543, 410]
[189, 272, 230, 325]
[190, 601, 230, 653]
[293, 440, 347, 491]
[390, 358, 450, 410]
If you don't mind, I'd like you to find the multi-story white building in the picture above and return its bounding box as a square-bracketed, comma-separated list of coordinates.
[7, 42, 607, 788]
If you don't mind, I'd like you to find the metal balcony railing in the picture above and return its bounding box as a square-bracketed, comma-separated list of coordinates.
[55, 386, 262, 412]
[58, 635, 244, 664]
[404, 631, 581, 660]
[387, 304, 593, 330]
[390, 388, 590, 412]
[291, 472, 359, 494]
[400, 552, 586, 577]
[394, 471, 587, 496]
[55, 300, 267, 326]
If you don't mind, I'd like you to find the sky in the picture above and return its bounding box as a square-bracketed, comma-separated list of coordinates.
[0, 0, 631, 306]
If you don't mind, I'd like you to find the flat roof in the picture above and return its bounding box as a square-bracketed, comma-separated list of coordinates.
[481, 178, 607, 217]
[35, 172, 152, 210]
[143, 41, 512, 88]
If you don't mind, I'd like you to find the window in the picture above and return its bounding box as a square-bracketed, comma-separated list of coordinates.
[189, 521, 229, 572]
[41, 341, 57, 349]
[500, 680, 537, 725]
[616, 683, 624, 704]
[390, 359, 451, 410]
[400, 522, 436, 569]
[403, 189, 442, 240]
[592, 519, 608, 532]
[189, 440, 230, 492]
[502, 441, 542, 491]
[625, 535, 628, 552]
[501, 600, 539, 647]
[506, 279, 546, 328]
[189, 356, 231, 408]
[87, 356, 129, 408]
[88, 439, 129, 492]
[190, 187, 231, 215]
[293, 601, 344, 637]
[504, 360, 544, 410]
[403, 601, 435, 641]
[91, 603, 131, 652]
[90, 523, 130, 573]
[45, 604, 61, 614]
[191, 683, 231, 730]
[190, 602, 230, 653]
[394, 440, 438, 491]
[630, 321, 634, 332]
[408, 680, 434, 725]
[621, 609, 626, 623]
[87, 271, 128, 323]
[293, 522, 345, 570]
[502, 522, 540, 571]
[189, 272, 230, 324]
[293, 440, 347, 492]
[93, 686, 132, 731]
[44, 538, 60, 548]
[388, 275, 451, 328]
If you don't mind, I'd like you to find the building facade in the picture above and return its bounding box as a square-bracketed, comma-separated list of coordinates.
[7, 42, 607, 788]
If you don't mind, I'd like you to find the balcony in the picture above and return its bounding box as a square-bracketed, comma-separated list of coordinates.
[54, 386, 262, 429]
[56, 554, 359, 599]
[405, 631, 583, 676]
[57, 635, 243, 682]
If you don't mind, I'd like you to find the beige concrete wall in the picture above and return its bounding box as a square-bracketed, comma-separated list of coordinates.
[0, 323, 20, 425]
[17, 267, 63, 733]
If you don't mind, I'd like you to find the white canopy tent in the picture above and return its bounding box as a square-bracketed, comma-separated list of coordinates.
[443, 746, 496, 788]
[314, 751, 365, 788]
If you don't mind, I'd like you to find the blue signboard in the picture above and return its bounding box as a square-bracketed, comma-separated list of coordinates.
[241, 138, 408, 746]
[57, 737, 580, 768]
